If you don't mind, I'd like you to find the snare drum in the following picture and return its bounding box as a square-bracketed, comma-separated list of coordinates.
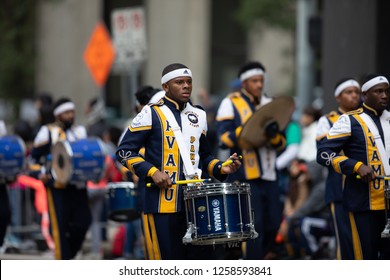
[0, 135, 26, 180]
[51, 137, 105, 184]
[107, 182, 139, 222]
[182, 182, 258, 245]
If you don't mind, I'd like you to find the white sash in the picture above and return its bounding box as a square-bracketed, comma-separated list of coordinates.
[360, 112, 390, 175]
[159, 105, 196, 178]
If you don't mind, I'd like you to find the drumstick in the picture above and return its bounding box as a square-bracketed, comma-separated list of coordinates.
[219, 155, 243, 168]
[356, 175, 390, 180]
[146, 178, 212, 187]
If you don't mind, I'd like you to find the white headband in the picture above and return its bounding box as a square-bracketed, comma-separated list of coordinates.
[361, 76, 389, 92]
[334, 79, 360, 97]
[239, 68, 265, 82]
[161, 68, 192, 84]
[54, 102, 75, 116]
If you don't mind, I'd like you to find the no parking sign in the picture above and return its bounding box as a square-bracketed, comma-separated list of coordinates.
[111, 7, 148, 72]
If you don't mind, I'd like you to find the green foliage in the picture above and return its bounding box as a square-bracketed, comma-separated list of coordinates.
[235, 0, 296, 30]
[0, 0, 37, 103]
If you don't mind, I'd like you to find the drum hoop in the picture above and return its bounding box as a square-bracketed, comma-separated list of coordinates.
[0, 135, 26, 173]
[190, 232, 253, 245]
[50, 141, 73, 183]
[183, 183, 250, 198]
[107, 182, 136, 189]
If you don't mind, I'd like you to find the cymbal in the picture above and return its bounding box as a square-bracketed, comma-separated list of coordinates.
[238, 96, 295, 149]
[51, 141, 73, 184]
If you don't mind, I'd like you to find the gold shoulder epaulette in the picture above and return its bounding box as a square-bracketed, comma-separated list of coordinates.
[228, 91, 241, 99]
[345, 108, 363, 115]
[327, 110, 338, 117]
[149, 99, 164, 106]
[327, 111, 339, 124]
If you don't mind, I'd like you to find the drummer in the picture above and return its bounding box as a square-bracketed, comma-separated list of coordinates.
[116, 63, 241, 260]
[29, 97, 91, 260]
[215, 61, 286, 260]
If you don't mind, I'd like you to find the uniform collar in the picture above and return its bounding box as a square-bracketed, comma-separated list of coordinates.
[363, 103, 381, 117]
[163, 96, 188, 111]
[241, 89, 260, 105]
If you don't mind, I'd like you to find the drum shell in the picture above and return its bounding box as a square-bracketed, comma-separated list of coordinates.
[0, 135, 26, 180]
[51, 137, 106, 184]
[183, 182, 255, 245]
[107, 182, 139, 222]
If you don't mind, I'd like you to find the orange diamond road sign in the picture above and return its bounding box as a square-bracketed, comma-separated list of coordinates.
[83, 22, 115, 87]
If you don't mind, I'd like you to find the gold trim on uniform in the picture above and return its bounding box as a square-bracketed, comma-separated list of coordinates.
[142, 213, 161, 260]
[126, 157, 145, 174]
[230, 94, 261, 180]
[221, 132, 235, 148]
[349, 212, 363, 260]
[47, 188, 61, 260]
[154, 106, 179, 213]
[353, 114, 385, 210]
[332, 156, 348, 174]
[327, 132, 351, 139]
[208, 159, 220, 176]
[129, 125, 152, 132]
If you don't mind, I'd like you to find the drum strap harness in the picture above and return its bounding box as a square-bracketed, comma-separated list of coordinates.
[360, 112, 390, 176]
[159, 105, 197, 179]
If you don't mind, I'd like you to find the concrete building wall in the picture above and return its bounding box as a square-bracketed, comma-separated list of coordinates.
[248, 23, 295, 98]
[35, 0, 294, 122]
[36, 0, 102, 123]
[144, 0, 211, 103]
[321, 0, 376, 112]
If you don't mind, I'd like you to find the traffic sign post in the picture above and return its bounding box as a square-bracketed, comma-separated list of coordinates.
[111, 7, 147, 72]
[111, 7, 148, 118]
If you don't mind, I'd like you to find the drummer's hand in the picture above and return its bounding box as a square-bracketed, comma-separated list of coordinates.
[265, 120, 279, 139]
[39, 173, 52, 184]
[221, 153, 242, 174]
[151, 170, 172, 189]
[356, 164, 376, 183]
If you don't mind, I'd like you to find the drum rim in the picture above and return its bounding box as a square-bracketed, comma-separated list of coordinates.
[187, 231, 253, 245]
[51, 138, 106, 183]
[107, 182, 136, 188]
[183, 183, 250, 198]
[51, 141, 73, 183]
[0, 135, 26, 177]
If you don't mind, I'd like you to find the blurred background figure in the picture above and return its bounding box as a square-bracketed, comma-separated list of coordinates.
[276, 159, 332, 259]
[85, 97, 107, 139]
[86, 124, 123, 259]
[276, 116, 301, 199]
[297, 106, 322, 164]
[134, 85, 163, 113]
[34, 93, 54, 135]
[197, 88, 219, 155]
[29, 97, 92, 259]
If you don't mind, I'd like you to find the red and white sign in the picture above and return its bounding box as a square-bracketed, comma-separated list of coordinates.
[111, 7, 147, 72]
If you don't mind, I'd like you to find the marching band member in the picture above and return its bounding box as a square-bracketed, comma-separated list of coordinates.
[215, 61, 286, 259]
[29, 97, 91, 259]
[317, 74, 390, 259]
[316, 77, 361, 259]
[116, 63, 241, 260]
[0, 120, 11, 248]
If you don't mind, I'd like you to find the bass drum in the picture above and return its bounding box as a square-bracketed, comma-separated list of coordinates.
[51, 137, 106, 184]
[0, 135, 26, 181]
